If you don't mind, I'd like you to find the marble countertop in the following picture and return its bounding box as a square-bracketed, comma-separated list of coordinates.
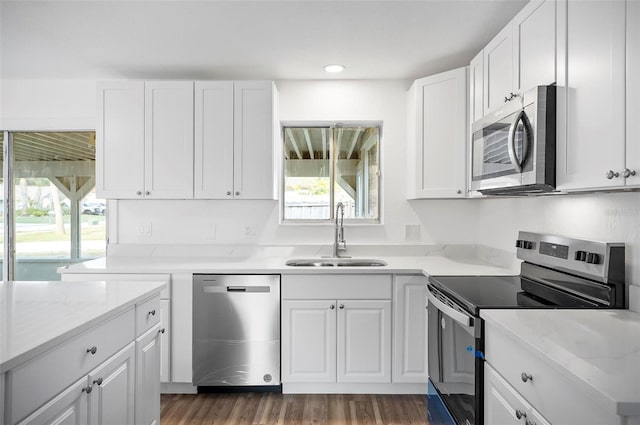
[0, 280, 166, 373]
[481, 309, 640, 417]
[58, 244, 521, 277]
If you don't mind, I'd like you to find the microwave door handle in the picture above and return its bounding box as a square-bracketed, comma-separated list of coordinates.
[427, 292, 474, 328]
[507, 110, 525, 172]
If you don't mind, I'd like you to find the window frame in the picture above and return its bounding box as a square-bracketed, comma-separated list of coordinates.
[280, 121, 382, 225]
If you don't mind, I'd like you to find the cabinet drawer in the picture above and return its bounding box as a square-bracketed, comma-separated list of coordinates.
[282, 274, 392, 300]
[7, 308, 135, 424]
[485, 322, 616, 425]
[136, 294, 161, 336]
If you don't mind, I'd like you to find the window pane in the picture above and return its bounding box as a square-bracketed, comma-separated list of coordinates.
[334, 127, 379, 220]
[283, 128, 331, 220]
[12, 131, 103, 280]
[81, 191, 106, 258]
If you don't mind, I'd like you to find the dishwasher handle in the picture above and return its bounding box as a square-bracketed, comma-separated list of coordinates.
[202, 285, 271, 293]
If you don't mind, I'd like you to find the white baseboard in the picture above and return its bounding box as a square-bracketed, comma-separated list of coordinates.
[282, 382, 426, 394]
[161, 382, 198, 394]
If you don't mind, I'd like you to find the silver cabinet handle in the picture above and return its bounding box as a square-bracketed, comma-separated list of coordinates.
[86, 346, 97, 355]
[226, 191, 232, 196]
[159, 328, 166, 334]
[606, 170, 620, 179]
[148, 310, 156, 317]
[329, 305, 335, 310]
[82, 384, 93, 393]
[235, 191, 240, 196]
[136, 191, 142, 196]
[339, 304, 345, 309]
[515, 409, 526, 420]
[93, 377, 103, 386]
[145, 191, 150, 196]
[521, 372, 533, 382]
[622, 168, 636, 178]
[456, 189, 462, 195]
[525, 420, 537, 425]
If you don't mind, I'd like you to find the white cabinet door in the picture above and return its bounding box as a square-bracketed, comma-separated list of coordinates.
[135, 324, 161, 425]
[233, 81, 277, 200]
[144, 81, 194, 199]
[337, 300, 391, 383]
[627, 0, 640, 186]
[469, 50, 484, 124]
[393, 276, 428, 383]
[17, 377, 88, 425]
[88, 343, 135, 425]
[96, 81, 145, 199]
[484, 24, 514, 113]
[556, 0, 626, 190]
[281, 300, 337, 383]
[513, 0, 556, 93]
[159, 299, 170, 383]
[194, 81, 235, 199]
[410, 67, 467, 198]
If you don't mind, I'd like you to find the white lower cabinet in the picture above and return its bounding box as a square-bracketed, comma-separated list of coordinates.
[281, 274, 393, 391]
[10, 294, 161, 425]
[282, 299, 391, 384]
[392, 275, 428, 383]
[135, 324, 162, 425]
[484, 363, 550, 425]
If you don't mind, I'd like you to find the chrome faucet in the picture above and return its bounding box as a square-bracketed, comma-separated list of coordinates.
[333, 202, 350, 258]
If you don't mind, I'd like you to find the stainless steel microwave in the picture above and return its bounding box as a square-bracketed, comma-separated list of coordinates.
[470, 85, 556, 195]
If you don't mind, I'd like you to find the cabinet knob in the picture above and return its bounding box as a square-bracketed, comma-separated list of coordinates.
[622, 168, 636, 178]
[136, 191, 142, 196]
[515, 409, 526, 420]
[159, 328, 166, 334]
[456, 189, 462, 195]
[86, 346, 97, 355]
[226, 191, 232, 196]
[606, 170, 619, 179]
[82, 384, 93, 394]
[525, 420, 537, 425]
[148, 309, 156, 318]
[93, 377, 103, 386]
[339, 304, 345, 309]
[235, 191, 240, 196]
[521, 372, 533, 383]
[329, 305, 335, 310]
[145, 191, 150, 196]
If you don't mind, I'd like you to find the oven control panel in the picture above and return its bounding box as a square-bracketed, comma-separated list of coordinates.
[539, 241, 569, 259]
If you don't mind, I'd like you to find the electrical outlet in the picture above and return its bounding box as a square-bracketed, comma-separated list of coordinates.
[137, 223, 152, 237]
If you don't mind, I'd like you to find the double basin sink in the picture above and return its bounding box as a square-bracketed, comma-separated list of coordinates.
[285, 258, 388, 267]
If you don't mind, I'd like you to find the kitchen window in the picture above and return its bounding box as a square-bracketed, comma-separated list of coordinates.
[1, 131, 105, 280]
[282, 124, 380, 222]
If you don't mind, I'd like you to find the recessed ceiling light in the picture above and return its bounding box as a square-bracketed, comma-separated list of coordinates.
[324, 64, 345, 73]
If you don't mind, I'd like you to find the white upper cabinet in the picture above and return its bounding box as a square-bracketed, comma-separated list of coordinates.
[483, 24, 514, 114]
[195, 81, 277, 199]
[233, 81, 278, 200]
[480, 0, 556, 117]
[469, 51, 484, 125]
[626, 0, 640, 186]
[556, 0, 627, 190]
[407, 67, 468, 198]
[194, 81, 235, 198]
[96, 81, 145, 199]
[144, 81, 194, 199]
[97, 81, 194, 199]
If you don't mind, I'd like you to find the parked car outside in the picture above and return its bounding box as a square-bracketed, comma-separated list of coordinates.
[81, 202, 106, 215]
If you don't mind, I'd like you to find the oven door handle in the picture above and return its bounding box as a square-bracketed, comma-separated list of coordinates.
[428, 292, 474, 328]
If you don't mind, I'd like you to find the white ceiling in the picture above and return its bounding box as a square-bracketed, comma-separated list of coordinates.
[0, 0, 528, 81]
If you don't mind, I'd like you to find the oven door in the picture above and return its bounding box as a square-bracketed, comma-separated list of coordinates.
[427, 290, 481, 425]
[470, 103, 532, 193]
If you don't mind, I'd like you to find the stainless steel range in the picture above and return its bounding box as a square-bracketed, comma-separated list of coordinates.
[426, 231, 626, 425]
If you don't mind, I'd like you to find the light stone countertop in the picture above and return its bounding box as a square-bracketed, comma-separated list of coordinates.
[481, 309, 640, 417]
[0, 280, 166, 373]
[58, 244, 521, 277]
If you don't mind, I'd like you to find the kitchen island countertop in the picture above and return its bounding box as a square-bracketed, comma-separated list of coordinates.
[0, 280, 166, 373]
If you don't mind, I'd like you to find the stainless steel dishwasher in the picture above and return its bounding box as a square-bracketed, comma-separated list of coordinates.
[192, 274, 280, 387]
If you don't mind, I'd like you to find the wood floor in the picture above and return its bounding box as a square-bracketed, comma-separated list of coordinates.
[161, 393, 429, 425]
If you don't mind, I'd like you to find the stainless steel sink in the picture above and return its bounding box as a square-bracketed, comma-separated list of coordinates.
[285, 258, 388, 267]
